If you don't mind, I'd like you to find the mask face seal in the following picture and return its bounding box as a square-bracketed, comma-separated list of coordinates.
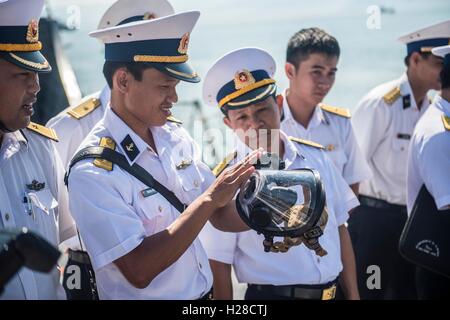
[236, 167, 328, 256]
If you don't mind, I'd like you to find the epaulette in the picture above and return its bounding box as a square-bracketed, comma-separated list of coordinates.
[212, 151, 238, 177]
[442, 115, 450, 131]
[166, 116, 183, 125]
[26, 122, 59, 142]
[67, 97, 101, 120]
[288, 136, 324, 150]
[383, 87, 401, 105]
[320, 104, 351, 118]
[93, 137, 116, 171]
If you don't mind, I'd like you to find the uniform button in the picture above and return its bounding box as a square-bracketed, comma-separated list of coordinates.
[317, 258, 320, 263]
[5, 213, 10, 221]
[158, 206, 163, 212]
[199, 262, 203, 269]
[193, 180, 199, 188]
[401, 147, 405, 151]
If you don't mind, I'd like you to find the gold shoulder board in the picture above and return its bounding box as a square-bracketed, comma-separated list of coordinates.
[26, 122, 59, 142]
[442, 115, 450, 131]
[93, 137, 116, 171]
[67, 98, 101, 120]
[166, 115, 183, 125]
[383, 87, 401, 105]
[212, 151, 238, 177]
[320, 104, 351, 118]
[289, 136, 324, 150]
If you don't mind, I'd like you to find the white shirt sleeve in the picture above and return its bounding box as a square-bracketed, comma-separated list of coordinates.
[47, 117, 86, 168]
[352, 97, 391, 160]
[52, 145, 77, 243]
[341, 120, 372, 185]
[68, 163, 146, 270]
[419, 135, 450, 210]
[324, 154, 360, 226]
[199, 221, 237, 265]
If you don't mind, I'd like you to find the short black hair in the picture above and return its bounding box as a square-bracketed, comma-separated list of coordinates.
[102, 61, 154, 88]
[441, 62, 450, 90]
[403, 52, 432, 67]
[286, 27, 340, 68]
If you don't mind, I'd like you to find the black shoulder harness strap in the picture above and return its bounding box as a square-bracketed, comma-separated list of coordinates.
[64, 146, 187, 213]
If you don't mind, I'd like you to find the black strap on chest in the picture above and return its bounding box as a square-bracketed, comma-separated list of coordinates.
[64, 146, 187, 213]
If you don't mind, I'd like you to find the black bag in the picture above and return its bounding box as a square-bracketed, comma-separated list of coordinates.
[399, 185, 450, 279]
[63, 146, 187, 299]
[62, 247, 99, 300]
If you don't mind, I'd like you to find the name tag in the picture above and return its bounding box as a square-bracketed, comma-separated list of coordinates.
[141, 187, 157, 198]
[397, 133, 411, 140]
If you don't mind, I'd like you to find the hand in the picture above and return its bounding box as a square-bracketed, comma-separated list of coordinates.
[205, 149, 262, 209]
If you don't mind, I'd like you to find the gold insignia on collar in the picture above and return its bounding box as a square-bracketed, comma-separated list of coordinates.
[178, 32, 190, 54]
[126, 142, 135, 152]
[26, 19, 39, 43]
[234, 70, 256, 90]
[383, 87, 401, 105]
[26, 122, 59, 141]
[176, 159, 192, 170]
[67, 98, 101, 119]
[442, 115, 450, 131]
[325, 144, 335, 151]
[143, 12, 156, 20]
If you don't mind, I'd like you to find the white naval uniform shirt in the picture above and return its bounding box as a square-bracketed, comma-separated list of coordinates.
[280, 90, 371, 186]
[68, 106, 214, 300]
[0, 129, 76, 300]
[47, 86, 110, 167]
[199, 132, 359, 286]
[407, 94, 450, 214]
[352, 73, 430, 205]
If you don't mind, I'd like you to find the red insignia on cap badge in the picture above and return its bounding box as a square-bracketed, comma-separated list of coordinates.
[178, 33, 190, 54]
[26, 19, 39, 43]
[234, 70, 256, 90]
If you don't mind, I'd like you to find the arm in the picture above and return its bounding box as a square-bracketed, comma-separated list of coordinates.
[210, 260, 233, 300]
[209, 201, 250, 232]
[349, 183, 359, 197]
[338, 224, 360, 300]
[115, 149, 261, 288]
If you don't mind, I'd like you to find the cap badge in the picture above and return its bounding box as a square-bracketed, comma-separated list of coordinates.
[178, 32, 190, 54]
[26, 19, 39, 43]
[234, 70, 255, 90]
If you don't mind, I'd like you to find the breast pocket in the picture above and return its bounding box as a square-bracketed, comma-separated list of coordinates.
[392, 136, 410, 153]
[137, 192, 172, 236]
[327, 149, 347, 173]
[177, 162, 204, 197]
[27, 188, 59, 244]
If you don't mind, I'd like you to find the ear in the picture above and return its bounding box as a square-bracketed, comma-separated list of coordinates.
[409, 52, 422, 68]
[223, 116, 233, 130]
[113, 68, 130, 94]
[285, 62, 296, 80]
